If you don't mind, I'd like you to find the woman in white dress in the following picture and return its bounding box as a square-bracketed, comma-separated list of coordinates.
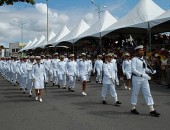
[32, 56, 46, 102]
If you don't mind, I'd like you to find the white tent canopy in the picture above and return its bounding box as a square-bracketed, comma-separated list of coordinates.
[19, 40, 32, 52]
[35, 31, 56, 49]
[47, 25, 70, 47]
[26, 35, 45, 50]
[102, 0, 165, 35]
[132, 9, 170, 30]
[23, 38, 38, 51]
[29, 35, 46, 50]
[77, 10, 117, 40]
[54, 19, 90, 46]
[151, 9, 170, 27]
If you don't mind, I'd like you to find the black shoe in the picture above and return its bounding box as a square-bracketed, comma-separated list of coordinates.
[150, 110, 160, 117]
[102, 100, 107, 104]
[29, 95, 32, 97]
[58, 85, 60, 88]
[71, 89, 75, 92]
[62, 87, 66, 89]
[53, 83, 55, 86]
[37, 93, 40, 95]
[68, 87, 71, 91]
[96, 81, 98, 83]
[131, 109, 139, 115]
[115, 101, 122, 104]
[23, 92, 26, 94]
[20, 88, 22, 90]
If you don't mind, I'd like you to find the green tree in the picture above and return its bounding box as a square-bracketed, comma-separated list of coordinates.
[0, 0, 35, 6]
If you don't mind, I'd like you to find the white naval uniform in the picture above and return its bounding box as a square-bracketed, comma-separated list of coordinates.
[111, 59, 119, 85]
[86, 59, 92, 81]
[101, 61, 118, 101]
[122, 59, 132, 79]
[27, 62, 34, 95]
[131, 57, 154, 106]
[50, 58, 60, 85]
[32, 63, 46, 89]
[66, 60, 78, 89]
[44, 59, 51, 82]
[78, 60, 89, 81]
[20, 61, 28, 91]
[11, 60, 18, 85]
[93, 59, 103, 82]
[57, 61, 67, 87]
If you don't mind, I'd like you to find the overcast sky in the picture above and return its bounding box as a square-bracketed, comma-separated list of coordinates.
[0, 0, 169, 47]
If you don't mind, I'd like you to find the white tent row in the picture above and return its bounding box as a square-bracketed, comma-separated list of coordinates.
[21, 0, 169, 52]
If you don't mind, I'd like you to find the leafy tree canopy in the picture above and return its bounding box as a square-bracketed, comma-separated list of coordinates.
[0, 0, 35, 6]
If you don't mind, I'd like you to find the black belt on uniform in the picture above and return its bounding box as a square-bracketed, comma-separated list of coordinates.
[132, 73, 142, 77]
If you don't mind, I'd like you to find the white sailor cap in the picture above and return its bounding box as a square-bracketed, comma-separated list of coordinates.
[105, 53, 112, 57]
[54, 53, 58, 55]
[161, 48, 165, 51]
[69, 54, 74, 57]
[125, 52, 130, 56]
[155, 53, 159, 57]
[134, 45, 144, 50]
[60, 55, 65, 58]
[98, 55, 102, 58]
[30, 56, 34, 59]
[81, 53, 86, 56]
[35, 56, 41, 60]
[114, 54, 117, 58]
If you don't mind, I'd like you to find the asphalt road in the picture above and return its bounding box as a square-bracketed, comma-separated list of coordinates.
[0, 76, 170, 130]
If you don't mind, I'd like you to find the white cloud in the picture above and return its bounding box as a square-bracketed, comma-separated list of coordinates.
[0, 2, 127, 47]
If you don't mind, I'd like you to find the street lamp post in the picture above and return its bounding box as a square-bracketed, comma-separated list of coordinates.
[46, 0, 49, 55]
[91, 0, 106, 53]
[13, 19, 26, 56]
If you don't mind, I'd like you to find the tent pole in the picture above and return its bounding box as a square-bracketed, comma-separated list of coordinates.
[99, 32, 102, 53]
[73, 39, 75, 54]
[148, 22, 152, 52]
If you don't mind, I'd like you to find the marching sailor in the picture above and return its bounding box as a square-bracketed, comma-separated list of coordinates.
[101, 53, 122, 106]
[93, 55, 103, 84]
[50, 53, 60, 86]
[32, 56, 47, 102]
[86, 55, 93, 82]
[66, 54, 78, 92]
[20, 57, 28, 94]
[58, 55, 67, 89]
[77, 53, 89, 96]
[26, 56, 35, 97]
[131, 45, 160, 117]
[44, 55, 51, 83]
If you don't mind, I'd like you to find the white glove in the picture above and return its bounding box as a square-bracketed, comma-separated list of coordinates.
[151, 70, 156, 74]
[116, 79, 119, 85]
[142, 74, 151, 80]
